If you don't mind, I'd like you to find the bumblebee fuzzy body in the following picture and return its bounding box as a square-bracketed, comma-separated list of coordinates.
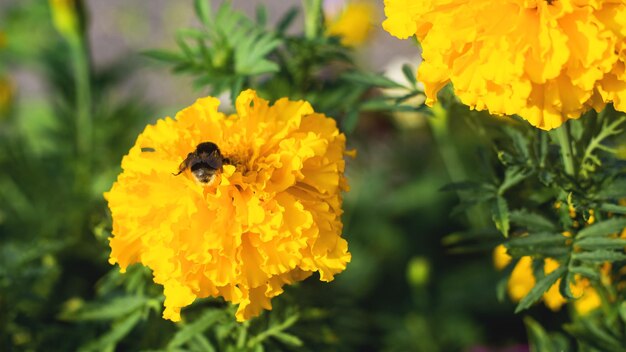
[174, 142, 225, 185]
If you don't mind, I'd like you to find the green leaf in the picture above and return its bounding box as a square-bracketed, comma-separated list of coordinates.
[597, 178, 626, 200]
[599, 203, 626, 214]
[499, 166, 532, 195]
[247, 314, 300, 347]
[564, 318, 624, 352]
[573, 250, 626, 263]
[142, 50, 186, 63]
[575, 237, 626, 250]
[577, 218, 626, 238]
[536, 130, 548, 167]
[515, 265, 566, 313]
[558, 271, 575, 299]
[255, 5, 267, 26]
[492, 196, 510, 237]
[234, 32, 281, 75]
[401, 64, 417, 87]
[272, 332, 303, 347]
[78, 310, 142, 352]
[569, 266, 600, 280]
[525, 316, 566, 352]
[509, 209, 556, 232]
[59, 296, 149, 322]
[342, 71, 406, 89]
[503, 126, 530, 160]
[276, 7, 299, 33]
[507, 232, 566, 248]
[167, 309, 225, 349]
[342, 110, 360, 134]
[194, 0, 213, 27]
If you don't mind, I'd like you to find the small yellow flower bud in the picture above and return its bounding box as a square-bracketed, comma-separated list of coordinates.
[407, 256, 430, 287]
[49, 0, 80, 41]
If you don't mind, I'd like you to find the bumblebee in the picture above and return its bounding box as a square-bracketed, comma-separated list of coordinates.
[174, 142, 226, 185]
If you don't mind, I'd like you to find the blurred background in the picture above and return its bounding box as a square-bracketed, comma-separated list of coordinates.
[0, 1, 535, 351]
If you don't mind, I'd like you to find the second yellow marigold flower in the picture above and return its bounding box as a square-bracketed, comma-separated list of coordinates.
[383, 0, 626, 130]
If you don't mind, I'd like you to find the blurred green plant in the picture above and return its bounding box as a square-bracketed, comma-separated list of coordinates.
[145, 0, 426, 134]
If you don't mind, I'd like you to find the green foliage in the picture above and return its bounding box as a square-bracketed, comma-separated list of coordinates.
[443, 83, 626, 347]
[146, 0, 426, 135]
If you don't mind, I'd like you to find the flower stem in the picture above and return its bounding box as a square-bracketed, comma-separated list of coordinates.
[429, 102, 490, 229]
[302, 0, 323, 39]
[556, 124, 575, 176]
[72, 37, 92, 160]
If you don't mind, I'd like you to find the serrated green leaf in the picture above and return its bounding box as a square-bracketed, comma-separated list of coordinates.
[575, 237, 626, 250]
[492, 196, 510, 237]
[573, 250, 626, 262]
[577, 218, 626, 238]
[508, 247, 569, 258]
[515, 266, 566, 313]
[507, 233, 566, 248]
[509, 210, 556, 232]
[167, 309, 224, 349]
[499, 166, 533, 195]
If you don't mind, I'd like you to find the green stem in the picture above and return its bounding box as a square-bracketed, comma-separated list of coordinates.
[302, 0, 323, 39]
[236, 321, 249, 349]
[429, 102, 489, 229]
[70, 36, 92, 160]
[556, 124, 575, 176]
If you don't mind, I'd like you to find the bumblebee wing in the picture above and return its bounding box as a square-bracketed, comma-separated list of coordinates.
[173, 154, 191, 176]
[207, 151, 223, 169]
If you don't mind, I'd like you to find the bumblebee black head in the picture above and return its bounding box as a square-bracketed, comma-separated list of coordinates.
[174, 142, 225, 184]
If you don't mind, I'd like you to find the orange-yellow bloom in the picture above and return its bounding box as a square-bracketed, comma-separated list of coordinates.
[383, 0, 626, 130]
[493, 245, 601, 314]
[105, 90, 351, 322]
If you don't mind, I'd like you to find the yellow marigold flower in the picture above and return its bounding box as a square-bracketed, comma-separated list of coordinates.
[382, 0, 626, 130]
[105, 90, 351, 322]
[574, 285, 602, 315]
[326, 1, 376, 46]
[507, 256, 536, 301]
[493, 244, 511, 270]
[493, 246, 601, 314]
[542, 258, 569, 311]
